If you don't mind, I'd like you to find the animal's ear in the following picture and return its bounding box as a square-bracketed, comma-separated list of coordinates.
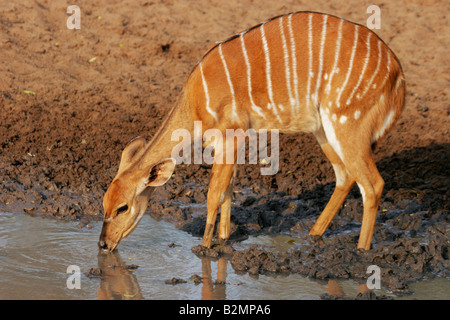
[145, 158, 176, 187]
[118, 137, 146, 175]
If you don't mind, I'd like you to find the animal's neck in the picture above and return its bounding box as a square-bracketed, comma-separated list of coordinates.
[142, 91, 194, 164]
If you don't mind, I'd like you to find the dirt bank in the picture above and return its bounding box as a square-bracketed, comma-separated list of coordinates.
[0, 0, 448, 295]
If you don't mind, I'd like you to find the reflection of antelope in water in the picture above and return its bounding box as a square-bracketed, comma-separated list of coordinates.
[98, 11, 405, 252]
[96, 252, 143, 300]
[201, 258, 228, 300]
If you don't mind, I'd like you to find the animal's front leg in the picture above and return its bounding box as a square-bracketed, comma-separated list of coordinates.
[218, 165, 236, 242]
[202, 162, 235, 248]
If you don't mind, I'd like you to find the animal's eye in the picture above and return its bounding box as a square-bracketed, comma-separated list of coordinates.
[116, 204, 128, 215]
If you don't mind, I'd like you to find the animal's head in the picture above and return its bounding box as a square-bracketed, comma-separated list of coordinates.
[98, 137, 175, 251]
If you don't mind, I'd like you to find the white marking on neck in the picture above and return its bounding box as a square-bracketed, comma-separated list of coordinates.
[218, 44, 239, 121]
[130, 206, 146, 231]
[199, 63, 218, 121]
[240, 33, 265, 118]
[346, 32, 372, 106]
[326, 19, 343, 95]
[261, 23, 281, 122]
[336, 24, 359, 108]
[314, 14, 328, 106]
[287, 13, 299, 113]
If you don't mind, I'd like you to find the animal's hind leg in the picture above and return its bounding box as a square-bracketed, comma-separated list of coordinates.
[309, 141, 355, 237]
[347, 155, 384, 250]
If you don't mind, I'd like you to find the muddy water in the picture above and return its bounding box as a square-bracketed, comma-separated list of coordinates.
[0, 213, 448, 300]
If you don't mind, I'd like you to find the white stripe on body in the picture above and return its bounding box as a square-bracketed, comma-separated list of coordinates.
[306, 13, 314, 108]
[335, 25, 359, 108]
[218, 43, 239, 121]
[278, 16, 295, 114]
[199, 63, 218, 121]
[377, 50, 392, 91]
[325, 19, 343, 95]
[239, 33, 265, 118]
[346, 32, 372, 106]
[261, 23, 282, 122]
[313, 14, 328, 106]
[360, 40, 382, 99]
[287, 14, 300, 113]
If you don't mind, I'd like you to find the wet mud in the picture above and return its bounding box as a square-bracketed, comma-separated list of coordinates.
[0, 0, 448, 297]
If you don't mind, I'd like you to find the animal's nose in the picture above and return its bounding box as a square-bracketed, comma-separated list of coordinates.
[98, 240, 109, 251]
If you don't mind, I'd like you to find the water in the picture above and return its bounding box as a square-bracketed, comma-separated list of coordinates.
[0, 212, 448, 300]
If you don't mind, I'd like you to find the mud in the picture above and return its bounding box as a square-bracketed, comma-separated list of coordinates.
[0, 0, 448, 297]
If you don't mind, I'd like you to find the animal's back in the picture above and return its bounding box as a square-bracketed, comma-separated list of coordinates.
[186, 11, 405, 144]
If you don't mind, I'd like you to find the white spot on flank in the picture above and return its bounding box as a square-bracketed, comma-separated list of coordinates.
[218, 44, 239, 121]
[199, 63, 218, 121]
[331, 113, 337, 121]
[324, 73, 328, 80]
[339, 115, 347, 124]
[354, 110, 361, 120]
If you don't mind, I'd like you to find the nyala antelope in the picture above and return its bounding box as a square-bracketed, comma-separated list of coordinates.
[98, 11, 405, 252]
